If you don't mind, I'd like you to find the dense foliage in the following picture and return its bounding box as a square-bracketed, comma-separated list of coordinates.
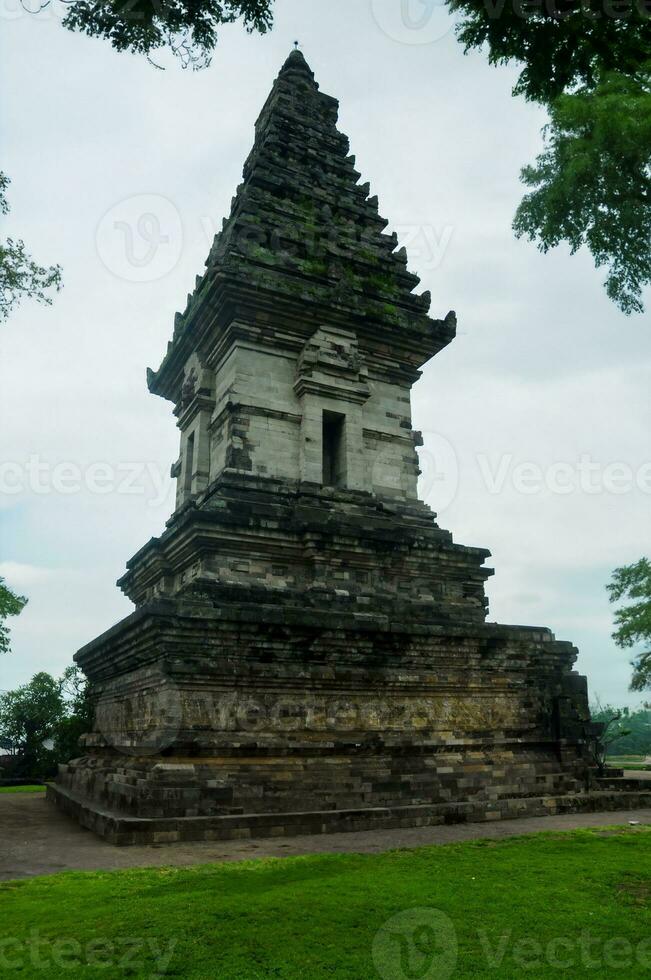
[0, 672, 64, 780]
[514, 68, 651, 315]
[608, 557, 651, 691]
[450, 0, 650, 104]
[451, 2, 651, 313]
[63, 0, 274, 69]
[0, 666, 91, 780]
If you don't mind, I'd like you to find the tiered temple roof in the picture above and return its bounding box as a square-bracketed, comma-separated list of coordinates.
[148, 49, 456, 404]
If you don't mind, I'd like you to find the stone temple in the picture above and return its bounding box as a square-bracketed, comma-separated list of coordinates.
[50, 50, 641, 844]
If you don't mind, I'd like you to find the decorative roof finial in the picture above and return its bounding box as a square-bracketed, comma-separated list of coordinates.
[294, 40, 299, 50]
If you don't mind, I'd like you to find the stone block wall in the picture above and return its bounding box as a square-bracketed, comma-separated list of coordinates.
[173, 328, 421, 510]
[51, 595, 605, 841]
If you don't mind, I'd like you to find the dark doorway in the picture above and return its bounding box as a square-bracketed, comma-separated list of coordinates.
[184, 432, 195, 498]
[322, 411, 346, 486]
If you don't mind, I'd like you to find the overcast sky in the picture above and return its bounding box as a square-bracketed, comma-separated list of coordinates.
[1, 0, 649, 706]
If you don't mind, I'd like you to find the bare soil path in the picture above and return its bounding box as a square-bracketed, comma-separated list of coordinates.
[2, 789, 651, 880]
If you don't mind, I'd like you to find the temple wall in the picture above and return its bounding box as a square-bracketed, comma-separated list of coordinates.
[176, 340, 421, 503]
[92, 686, 543, 745]
[53, 610, 605, 840]
[210, 345, 301, 484]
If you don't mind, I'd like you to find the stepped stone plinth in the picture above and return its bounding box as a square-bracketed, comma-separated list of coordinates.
[50, 50, 639, 844]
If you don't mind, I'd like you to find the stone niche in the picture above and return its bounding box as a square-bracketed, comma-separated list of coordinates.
[49, 48, 640, 845]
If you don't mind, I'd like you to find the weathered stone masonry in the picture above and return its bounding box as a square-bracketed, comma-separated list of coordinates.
[49, 50, 648, 844]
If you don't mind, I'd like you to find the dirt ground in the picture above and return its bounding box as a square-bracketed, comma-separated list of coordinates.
[2, 790, 651, 881]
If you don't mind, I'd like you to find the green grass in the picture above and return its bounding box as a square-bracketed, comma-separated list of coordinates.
[0, 785, 45, 793]
[607, 756, 651, 771]
[608, 756, 648, 763]
[1, 828, 651, 977]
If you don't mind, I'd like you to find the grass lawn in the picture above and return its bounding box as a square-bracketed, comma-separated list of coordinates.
[0, 785, 45, 793]
[609, 756, 649, 764]
[1, 828, 651, 978]
[607, 757, 651, 772]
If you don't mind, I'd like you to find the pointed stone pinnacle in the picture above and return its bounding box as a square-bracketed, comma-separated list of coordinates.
[280, 47, 314, 80]
[148, 47, 458, 404]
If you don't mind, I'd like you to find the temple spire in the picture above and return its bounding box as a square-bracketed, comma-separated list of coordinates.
[278, 45, 315, 82]
[149, 50, 456, 402]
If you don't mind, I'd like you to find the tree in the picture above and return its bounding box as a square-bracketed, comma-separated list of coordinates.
[514, 68, 651, 315]
[607, 557, 651, 691]
[588, 702, 631, 770]
[590, 702, 651, 758]
[0, 666, 91, 780]
[54, 664, 93, 763]
[450, 0, 650, 313]
[0, 577, 27, 656]
[0, 672, 65, 779]
[62, 0, 273, 70]
[0, 173, 62, 322]
[450, 0, 649, 105]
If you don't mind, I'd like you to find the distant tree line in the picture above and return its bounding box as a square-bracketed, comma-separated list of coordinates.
[590, 703, 651, 758]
